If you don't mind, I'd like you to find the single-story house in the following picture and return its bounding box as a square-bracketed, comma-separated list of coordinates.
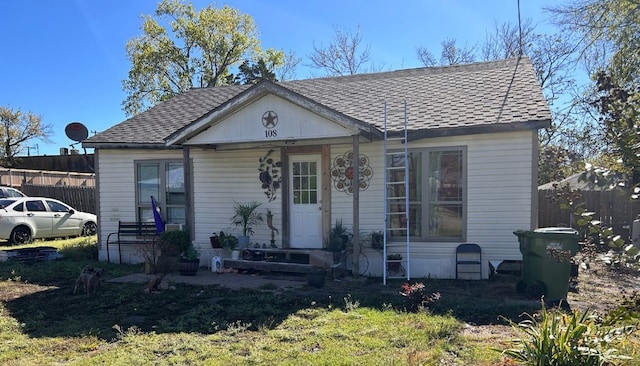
[83, 56, 551, 279]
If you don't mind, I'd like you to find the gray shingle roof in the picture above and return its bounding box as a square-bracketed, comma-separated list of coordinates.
[84, 57, 551, 147]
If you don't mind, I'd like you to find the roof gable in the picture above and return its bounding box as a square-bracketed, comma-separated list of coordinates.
[182, 93, 362, 147]
[167, 80, 380, 147]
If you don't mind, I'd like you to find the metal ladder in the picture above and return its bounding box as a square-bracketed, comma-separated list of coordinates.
[383, 101, 410, 285]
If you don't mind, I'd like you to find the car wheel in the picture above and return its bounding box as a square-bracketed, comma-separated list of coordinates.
[10, 226, 32, 245]
[82, 222, 97, 236]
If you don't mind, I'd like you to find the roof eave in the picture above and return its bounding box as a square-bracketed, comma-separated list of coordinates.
[401, 119, 550, 141]
[82, 142, 179, 150]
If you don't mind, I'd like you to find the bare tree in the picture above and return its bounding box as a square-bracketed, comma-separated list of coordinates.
[481, 19, 535, 60]
[0, 107, 52, 166]
[277, 50, 302, 81]
[547, 0, 640, 87]
[416, 38, 476, 66]
[416, 47, 437, 67]
[440, 38, 476, 65]
[308, 25, 371, 76]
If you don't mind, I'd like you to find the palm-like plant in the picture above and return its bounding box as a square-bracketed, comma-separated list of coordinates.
[231, 201, 265, 236]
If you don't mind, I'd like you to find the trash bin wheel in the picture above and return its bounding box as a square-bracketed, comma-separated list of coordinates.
[517, 280, 546, 300]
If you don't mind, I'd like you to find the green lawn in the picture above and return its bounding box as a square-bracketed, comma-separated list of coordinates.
[0, 238, 637, 365]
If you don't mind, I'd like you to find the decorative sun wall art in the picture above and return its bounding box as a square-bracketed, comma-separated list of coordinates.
[330, 151, 373, 194]
[258, 149, 282, 202]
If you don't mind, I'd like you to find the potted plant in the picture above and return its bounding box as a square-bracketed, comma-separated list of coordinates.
[326, 219, 350, 252]
[371, 230, 384, 250]
[324, 219, 350, 266]
[231, 201, 265, 248]
[210, 232, 221, 248]
[307, 267, 327, 288]
[157, 230, 191, 273]
[219, 231, 240, 259]
[179, 243, 200, 276]
[387, 253, 402, 272]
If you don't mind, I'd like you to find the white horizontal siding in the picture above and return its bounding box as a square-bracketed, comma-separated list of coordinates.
[96, 149, 183, 262]
[330, 130, 536, 278]
[191, 148, 281, 253]
[96, 129, 536, 276]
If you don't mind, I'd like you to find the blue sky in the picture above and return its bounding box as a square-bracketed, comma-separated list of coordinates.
[1, 0, 558, 156]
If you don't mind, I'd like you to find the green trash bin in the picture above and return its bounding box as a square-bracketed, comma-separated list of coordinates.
[514, 228, 579, 303]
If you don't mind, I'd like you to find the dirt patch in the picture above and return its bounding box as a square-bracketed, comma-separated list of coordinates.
[567, 258, 640, 313]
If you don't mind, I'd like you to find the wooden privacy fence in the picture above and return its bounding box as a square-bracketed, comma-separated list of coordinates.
[539, 189, 640, 239]
[20, 184, 96, 214]
[0, 167, 95, 187]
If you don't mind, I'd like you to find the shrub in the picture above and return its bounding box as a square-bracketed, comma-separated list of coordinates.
[500, 301, 635, 365]
[159, 230, 191, 256]
[399, 282, 440, 312]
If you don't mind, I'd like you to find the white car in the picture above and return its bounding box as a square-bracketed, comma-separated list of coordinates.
[0, 197, 97, 244]
[0, 186, 26, 198]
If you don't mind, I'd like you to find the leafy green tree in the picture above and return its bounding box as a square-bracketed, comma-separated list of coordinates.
[548, 0, 640, 87]
[0, 107, 52, 166]
[549, 0, 640, 184]
[226, 59, 276, 85]
[122, 0, 284, 116]
[538, 144, 583, 186]
[592, 71, 640, 185]
[226, 49, 284, 85]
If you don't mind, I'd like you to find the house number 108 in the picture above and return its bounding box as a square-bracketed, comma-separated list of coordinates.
[265, 129, 277, 137]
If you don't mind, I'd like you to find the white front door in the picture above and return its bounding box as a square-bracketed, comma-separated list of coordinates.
[290, 155, 322, 248]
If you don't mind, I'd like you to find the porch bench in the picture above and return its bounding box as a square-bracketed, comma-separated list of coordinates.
[106, 221, 159, 263]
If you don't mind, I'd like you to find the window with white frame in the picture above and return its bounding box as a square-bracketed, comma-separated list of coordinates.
[387, 147, 465, 241]
[136, 160, 185, 224]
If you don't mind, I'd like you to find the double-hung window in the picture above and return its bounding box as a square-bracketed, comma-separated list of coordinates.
[387, 147, 465, 241]
[136, 161, 185, 225]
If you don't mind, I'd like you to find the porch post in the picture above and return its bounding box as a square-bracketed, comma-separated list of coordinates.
[183, 147, 194, 238]
[352, 135, 360, 278]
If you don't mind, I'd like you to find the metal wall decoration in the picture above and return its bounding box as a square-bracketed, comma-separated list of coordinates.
[330, 151, 373, 194]
[258, 149, 282, 202]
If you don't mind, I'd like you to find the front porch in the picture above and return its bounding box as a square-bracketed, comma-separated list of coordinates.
[221, 247, 346, 276]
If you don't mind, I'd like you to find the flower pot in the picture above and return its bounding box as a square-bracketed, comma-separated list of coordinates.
[387, 261, 401, 272]
[237, 235, 250, 248]
[156, 255, 179, 273]
[210, 236, 221, 248]
[231, 250, 240, 260]
[307, 270, 326, 288]
[179, 258, 199, 276]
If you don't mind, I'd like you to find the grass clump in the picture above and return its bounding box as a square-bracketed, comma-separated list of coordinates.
[500, 301, 637, 365]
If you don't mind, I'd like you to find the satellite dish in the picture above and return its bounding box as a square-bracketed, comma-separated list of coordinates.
[65, 122, 89, 142]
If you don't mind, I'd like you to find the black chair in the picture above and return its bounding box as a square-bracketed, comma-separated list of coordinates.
[456, 243, 482, 280]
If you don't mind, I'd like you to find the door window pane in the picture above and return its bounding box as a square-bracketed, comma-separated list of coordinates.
[292, 160, 318, 205]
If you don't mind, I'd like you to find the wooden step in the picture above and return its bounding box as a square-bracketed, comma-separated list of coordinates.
[223, 259, 316, 274]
